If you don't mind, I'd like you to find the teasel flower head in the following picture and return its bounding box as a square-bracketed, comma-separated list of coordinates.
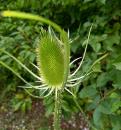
[18, 25, 93, 98]
[36, 30, 65, 90]
[0, 24, 93, 99]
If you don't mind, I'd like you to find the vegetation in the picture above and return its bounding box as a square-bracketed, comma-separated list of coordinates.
[0, 0, 121, 130]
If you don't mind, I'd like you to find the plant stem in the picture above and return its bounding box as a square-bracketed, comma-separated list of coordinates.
[54, 89, 61, 130]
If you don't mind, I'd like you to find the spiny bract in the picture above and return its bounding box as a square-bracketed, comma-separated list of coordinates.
[36, 32, 65, 89]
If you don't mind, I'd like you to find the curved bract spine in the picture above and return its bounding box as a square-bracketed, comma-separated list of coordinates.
[1, 11, 62, 33]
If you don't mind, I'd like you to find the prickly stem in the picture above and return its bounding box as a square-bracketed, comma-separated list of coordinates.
[54, 89, 62, 130]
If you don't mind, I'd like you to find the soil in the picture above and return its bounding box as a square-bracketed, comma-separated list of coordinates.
[0, 99, 89, 130]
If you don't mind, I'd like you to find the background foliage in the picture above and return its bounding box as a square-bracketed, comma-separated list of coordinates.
[0, 0, 121, 130]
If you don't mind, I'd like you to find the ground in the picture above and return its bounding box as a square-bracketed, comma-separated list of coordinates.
[0, 99, 89, 130]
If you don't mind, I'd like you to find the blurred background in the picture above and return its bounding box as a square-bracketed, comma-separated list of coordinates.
[0, 0, 121, 130]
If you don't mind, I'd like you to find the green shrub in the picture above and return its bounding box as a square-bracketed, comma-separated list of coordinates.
[0, 0, 121, 130]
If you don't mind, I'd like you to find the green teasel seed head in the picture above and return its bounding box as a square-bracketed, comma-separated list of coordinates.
[36, 31, 65, 89]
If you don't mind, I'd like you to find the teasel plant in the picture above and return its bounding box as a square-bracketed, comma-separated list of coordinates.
[0, 11, 108, 130]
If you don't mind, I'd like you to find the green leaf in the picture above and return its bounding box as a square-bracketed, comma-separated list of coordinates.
[111, 70, 121, 89]
[0, 49, 40, 80]
[111, 100, 121, 112]
[79, 85, 97, 98]
[62, 100, 71, 112]
[15, 93, 24, 99]
[86, 95, 100, 110]
[97, 99, 112, 114]
[21, 102, 26, 112]
[92, 62, 101, 72]
[45, 102, 54, 117]
[93, 108, 102, 128]
[114, 62, 121, 70]
[109, 94, 121, 113]
[14, 101, 22, 111]
[91, 42, 101, 53]
[111, 115, 121, 130]
[0, 61, 33, 87]
[96, 72, 109, 88]
[93, 107, 109, 129]
[100, 0, 106, 4]
[113, 54, 121, 70]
